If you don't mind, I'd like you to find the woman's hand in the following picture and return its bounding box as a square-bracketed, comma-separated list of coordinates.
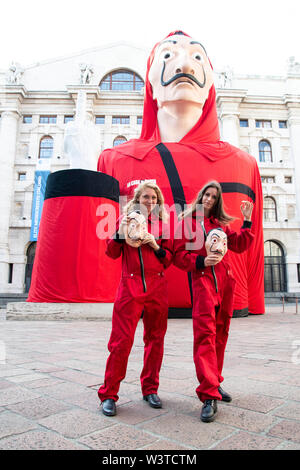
[204, 253, 223, 267]
[142, 233, 160, 251]
[240, 201, 253, 221]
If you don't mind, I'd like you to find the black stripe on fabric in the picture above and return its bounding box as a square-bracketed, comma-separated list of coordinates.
[155, 143, 193, 304]
[220, 182, 256, 203]
[44, 169, 120, 201]
[155, 143, 186, 213]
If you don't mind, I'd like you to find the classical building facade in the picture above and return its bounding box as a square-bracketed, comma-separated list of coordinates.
[0, 43, 299, 298]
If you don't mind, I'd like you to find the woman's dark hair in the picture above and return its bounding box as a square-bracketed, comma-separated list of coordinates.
[179, 180, 234, 225]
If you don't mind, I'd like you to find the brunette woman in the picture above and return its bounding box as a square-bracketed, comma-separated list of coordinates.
[98, 182, 173, 416]
[173, 181, 254, 422]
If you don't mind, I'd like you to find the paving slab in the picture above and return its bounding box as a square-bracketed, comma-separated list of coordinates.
[0, 305, 299, 451]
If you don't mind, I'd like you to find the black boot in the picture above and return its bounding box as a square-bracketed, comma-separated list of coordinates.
[218, 386, 232, 402]
[143, 393, 162, 408]
[200, 399, 218, 422]
[101, 398, 116, 416]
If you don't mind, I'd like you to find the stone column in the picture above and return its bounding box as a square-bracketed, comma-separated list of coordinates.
[286, 98, 300, 221]
[217, 90, 246, 148]
[0, 110, 20, 291]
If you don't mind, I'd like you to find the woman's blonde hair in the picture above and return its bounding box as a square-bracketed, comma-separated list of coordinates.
[179, 180, 234, 225]
[123, 181, 169, 222]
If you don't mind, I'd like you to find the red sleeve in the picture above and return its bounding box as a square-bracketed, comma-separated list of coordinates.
[172, 220, 202, 272]
[154, 237, 174, 269]
[246, 162, 265, 313]
[105, 216, 124, 259]
[226, 221, 254, 253]
[98, 149, 115, 176]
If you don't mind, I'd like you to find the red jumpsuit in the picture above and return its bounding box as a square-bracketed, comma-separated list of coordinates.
[98, 215, 173, 403]
[173, 215, 254, 402]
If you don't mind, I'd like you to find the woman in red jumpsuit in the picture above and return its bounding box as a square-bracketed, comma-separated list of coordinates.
[173, 181, 254, 422]
[98, 182, 173, 416]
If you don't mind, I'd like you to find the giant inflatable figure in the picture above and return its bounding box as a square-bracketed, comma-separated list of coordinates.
[28, 31, 264, 317]
[98, 31, 264, 316]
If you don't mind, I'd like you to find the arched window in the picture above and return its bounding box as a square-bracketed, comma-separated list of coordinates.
[263, 196, 277, 222]
[259, 140, 272, 162]
[264, 240, 286, 292]
[113, 136, 127, 147]
[39, 136, 53, 159]
[100, 69, 144, 91]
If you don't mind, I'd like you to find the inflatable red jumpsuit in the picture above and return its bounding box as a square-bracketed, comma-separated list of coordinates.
[98, 215, 173, 402]
[173, 215, 254, 401]
[98, 31, 264, 317]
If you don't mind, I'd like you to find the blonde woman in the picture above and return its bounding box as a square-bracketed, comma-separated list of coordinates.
[98, 182, 173, 416]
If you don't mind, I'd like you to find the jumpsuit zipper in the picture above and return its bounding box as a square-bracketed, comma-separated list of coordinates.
[138, 247, 147, 292]
[201, 220, 218, 293]
[211, 266, 218, 293]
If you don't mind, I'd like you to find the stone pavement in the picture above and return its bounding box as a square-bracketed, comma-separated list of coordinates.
[0, 304, 299, 451]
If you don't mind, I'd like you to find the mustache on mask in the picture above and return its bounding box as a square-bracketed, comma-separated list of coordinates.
[160, 61, 206, 88]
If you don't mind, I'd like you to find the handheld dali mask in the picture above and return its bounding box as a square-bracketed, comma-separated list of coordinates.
[124, 211, 148, 248]
[205, 228, 228, 259]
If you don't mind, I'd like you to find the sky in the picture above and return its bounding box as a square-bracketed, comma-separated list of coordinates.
[1, 0, 299, 76]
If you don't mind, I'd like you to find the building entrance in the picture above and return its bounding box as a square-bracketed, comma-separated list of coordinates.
[264, 240, 287, 292]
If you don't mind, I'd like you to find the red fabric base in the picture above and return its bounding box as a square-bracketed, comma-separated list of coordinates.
[27, 195, 121, 303]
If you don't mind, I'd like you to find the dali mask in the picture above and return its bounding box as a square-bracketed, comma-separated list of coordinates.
[124, 211, 148, 248]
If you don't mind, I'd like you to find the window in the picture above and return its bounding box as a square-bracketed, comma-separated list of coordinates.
[100, 70, 144, 91]
[261, 176, 275, 183]
[284, 176, 292, 183]
[23, 115, 32, 124]
[137, 116, 143, 125]
[39, 115, 57, 124]
[39, 136, 53, 159]
[64, 115, 74, 123]
[113, 136, 127, 147]
[298, 264, 300, 283]
[112, 116, 130, 125]
[264, 240, 286, 292]
[259, 140, 272, 162]
[239, 119, 248, 127]
[256, 120, 272, 128]
[95, 116, 105, 124]
[8, 264, 13, 284]
[18, 172, 26, 181]
[279, 120, 287, 128]
[263, 196, 277, 222]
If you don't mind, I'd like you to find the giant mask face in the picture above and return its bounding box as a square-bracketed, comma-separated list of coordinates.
[205, 228, 228, 259]
[148, 33, 214, 109]
[124, 211, 148, 248]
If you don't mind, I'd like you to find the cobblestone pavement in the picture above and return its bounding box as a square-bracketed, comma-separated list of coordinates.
[0, 304, 299, 451]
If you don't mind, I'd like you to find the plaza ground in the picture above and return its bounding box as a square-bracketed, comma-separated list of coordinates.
[0, 303, 299, 450]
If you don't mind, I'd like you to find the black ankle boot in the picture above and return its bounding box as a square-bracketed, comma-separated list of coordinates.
[200, 399, 218, 422]
[143, 394, 162, 408]
[218, 386, 232, 402]
[102, 398, 116, 416]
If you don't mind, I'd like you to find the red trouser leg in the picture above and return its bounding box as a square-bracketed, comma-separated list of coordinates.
[192, 276, 222, 402]
[98, 279, 143, 402]
[140, 276, 168, 396]
[215, 276, 236, 383]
